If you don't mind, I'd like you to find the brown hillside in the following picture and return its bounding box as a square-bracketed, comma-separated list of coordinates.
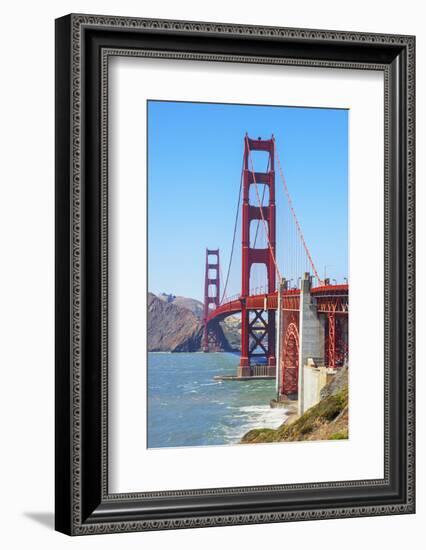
[147, 293, 203, 352]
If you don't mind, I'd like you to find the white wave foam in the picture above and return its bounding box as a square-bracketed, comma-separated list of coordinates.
[222, 405, 289, 443]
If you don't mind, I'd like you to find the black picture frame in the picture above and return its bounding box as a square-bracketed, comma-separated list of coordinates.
[55, 13, 415, 535]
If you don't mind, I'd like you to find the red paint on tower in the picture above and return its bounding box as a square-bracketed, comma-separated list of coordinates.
[202, 249, 221, 352]
[239, 135, 276, 374]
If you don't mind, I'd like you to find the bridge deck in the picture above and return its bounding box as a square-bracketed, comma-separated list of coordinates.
[206, 284, 349, 323]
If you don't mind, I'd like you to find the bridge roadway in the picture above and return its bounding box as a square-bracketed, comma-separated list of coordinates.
[206, 284, 349, 324]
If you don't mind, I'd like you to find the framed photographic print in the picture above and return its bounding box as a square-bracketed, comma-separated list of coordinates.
[55, 14, 415, 535]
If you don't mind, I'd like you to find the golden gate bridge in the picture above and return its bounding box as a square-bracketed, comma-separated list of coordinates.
[202, 134, 348, 401]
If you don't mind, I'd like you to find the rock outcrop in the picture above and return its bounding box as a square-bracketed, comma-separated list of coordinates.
[241, 385, 349, 443]
[221, 315, 241, 351]
[148, 292, 240, 352]
[157, 293, 204, 319]
[320, 365, 348, 400]
[147, 293, 203, 352]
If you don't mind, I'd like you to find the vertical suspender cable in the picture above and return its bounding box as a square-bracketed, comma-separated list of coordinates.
[273, 137, 322, 285]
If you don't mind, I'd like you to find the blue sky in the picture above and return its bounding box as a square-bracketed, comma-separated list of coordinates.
[148, 101, 348, 302]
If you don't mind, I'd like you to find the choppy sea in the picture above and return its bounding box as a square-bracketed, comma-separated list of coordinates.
[147, 352, 288, 448]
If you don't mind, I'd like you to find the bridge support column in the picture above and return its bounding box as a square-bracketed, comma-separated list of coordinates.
[238, 305, 251, 376]
[328, 312, 336, 369]
[203, 249, 221, 352]
[298, 272, 325, 415]
[267, 310, 276, 368]
[239, 135, 276, 376]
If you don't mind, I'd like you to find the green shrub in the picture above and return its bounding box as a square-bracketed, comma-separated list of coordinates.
[330, 429, 349, 440]
[241, 385, 349, 444]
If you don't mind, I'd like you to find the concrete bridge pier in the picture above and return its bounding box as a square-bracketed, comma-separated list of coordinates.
[297, 272, 325, 415]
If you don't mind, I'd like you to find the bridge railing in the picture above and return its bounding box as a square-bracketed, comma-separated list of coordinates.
[250, 286, 267, 296]
[251, 364, 271, 377]
[220, 286, 268, 305]
[218, 283, 349, 307]
[220, 293, 240, 305]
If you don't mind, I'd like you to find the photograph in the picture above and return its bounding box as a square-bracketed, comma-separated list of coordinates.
[147, 100, 349, 449]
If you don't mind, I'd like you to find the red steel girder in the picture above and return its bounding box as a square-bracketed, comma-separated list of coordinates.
[240, 135, 276, 368]
[281, 318, 299, 396]
[203, 249, 221, 352]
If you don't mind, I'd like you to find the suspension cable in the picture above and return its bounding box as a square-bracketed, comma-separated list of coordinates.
[219, 262, 228, 303]
[273, 136, 322, 284]
[220, 157, 244, 303]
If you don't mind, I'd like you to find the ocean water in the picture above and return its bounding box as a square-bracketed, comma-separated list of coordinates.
[147, 352, 289, 448]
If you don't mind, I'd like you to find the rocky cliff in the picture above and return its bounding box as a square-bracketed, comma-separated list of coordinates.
[241, 371, 349, 444]
[221, 315, 241, 350]
[148, 292, 241, 352]
[147, 293, 203, 352]
[157, 293, 204, 318]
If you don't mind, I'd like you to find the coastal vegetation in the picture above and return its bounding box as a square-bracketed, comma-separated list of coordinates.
[241, 384, 349, 444]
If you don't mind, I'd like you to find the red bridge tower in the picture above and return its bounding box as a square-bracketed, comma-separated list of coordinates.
[238, 135, 276, 376]
[202, 249, 221, 352]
